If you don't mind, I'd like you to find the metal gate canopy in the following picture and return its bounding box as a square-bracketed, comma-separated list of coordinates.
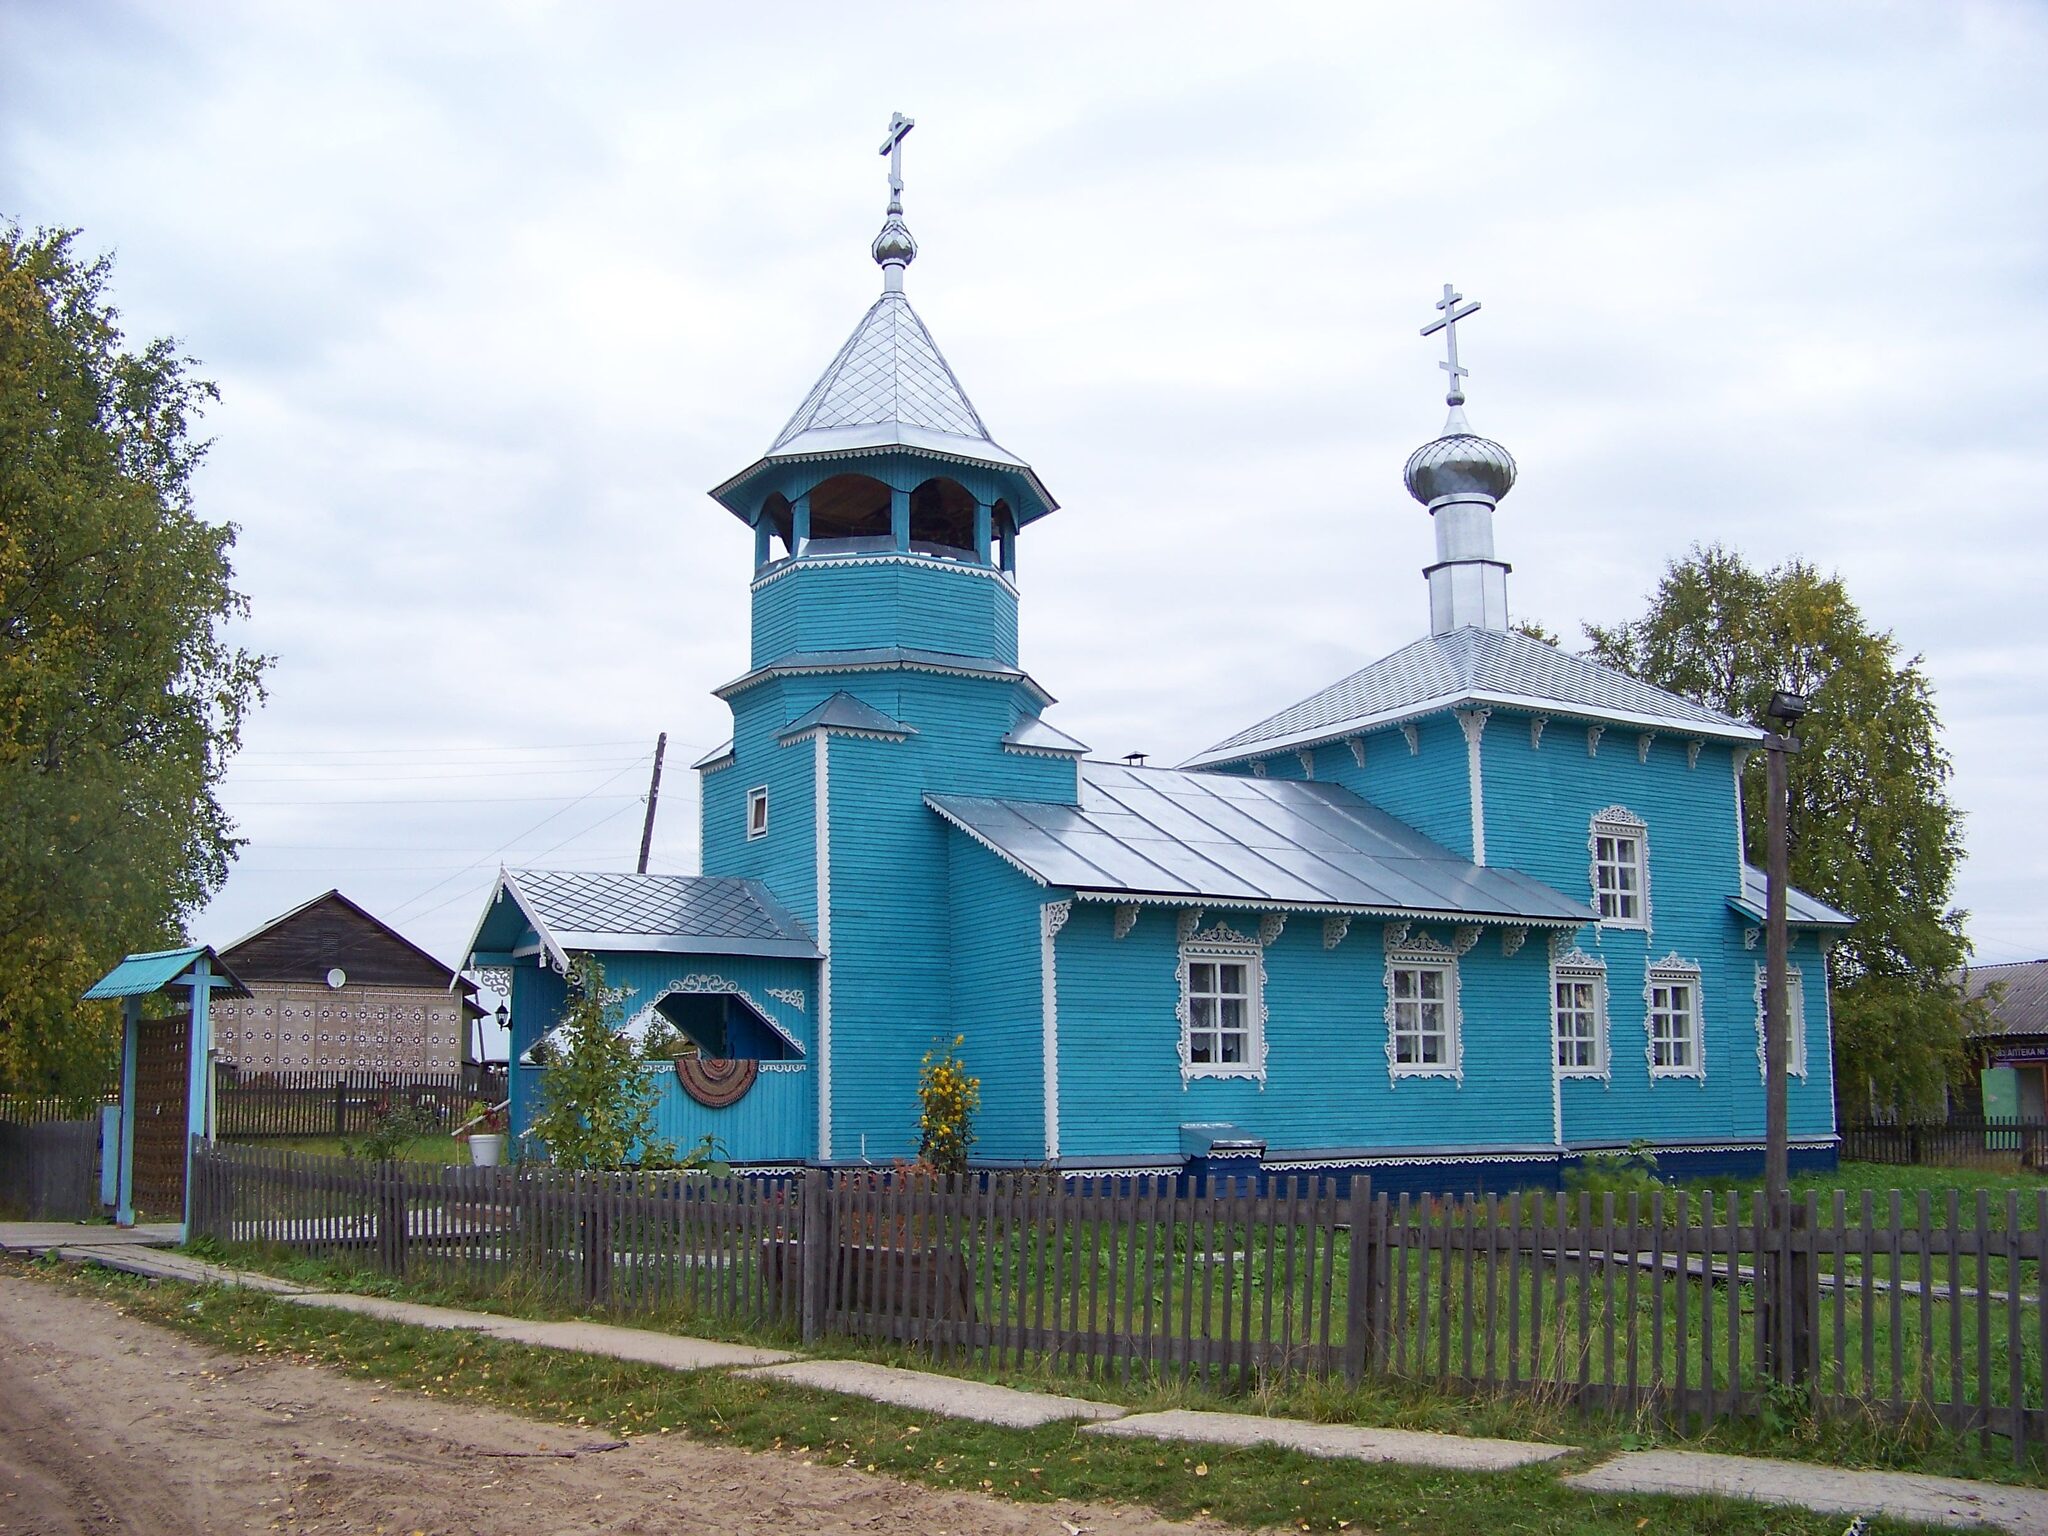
[83, 946, 251, 1230]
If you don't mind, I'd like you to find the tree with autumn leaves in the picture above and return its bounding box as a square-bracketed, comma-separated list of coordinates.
[0, 227, 265, 1096]
[1586, 544, 1978, 1115]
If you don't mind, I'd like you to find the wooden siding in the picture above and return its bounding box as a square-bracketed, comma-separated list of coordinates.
[944, 832, 1047, 1162]
[750, 558, 1019, 669]
[821, 670, 1077, 1163]
[1055, 904, 1558, 1163]
[221, 891, 460, 990]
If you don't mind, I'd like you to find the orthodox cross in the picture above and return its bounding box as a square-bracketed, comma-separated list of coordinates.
[1420, 282, 1481, 406]
[878, 112, 915, 198]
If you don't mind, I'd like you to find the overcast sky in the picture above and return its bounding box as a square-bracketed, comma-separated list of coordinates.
[6, 1, 2044, 1055]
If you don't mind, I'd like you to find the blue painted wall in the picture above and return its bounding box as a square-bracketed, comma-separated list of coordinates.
[750, 558, 1020, 668]
[1053, 905, 1558, 1164]
[944, 833, 1048, 1162]
[819, 670, 1082, 1163]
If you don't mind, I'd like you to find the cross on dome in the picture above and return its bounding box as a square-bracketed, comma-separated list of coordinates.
[871, 111, 919, 286]
[879, 111, 914, 198]
[1420, 282, 1481, 407]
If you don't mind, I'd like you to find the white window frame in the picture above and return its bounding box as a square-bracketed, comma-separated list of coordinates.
[1644, 957, 1705, 1081]
[1754, 962, 1808, 1081]
[1384, 948, 1462, 1083]
[1551, 954, 1608, 1079]
[1589, 806, 1650, 930]
[746, 785, 769, 840]
[1176, 937, 1265, 1082]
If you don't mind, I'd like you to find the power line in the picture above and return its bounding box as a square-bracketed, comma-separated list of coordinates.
[232, 793, 646, 807]
[238, 738, 659, 758]
[382, 751, 655, 924]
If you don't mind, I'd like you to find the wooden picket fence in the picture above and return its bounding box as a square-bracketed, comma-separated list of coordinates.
[189, 1147, 2046, 1460]
[0, 1119, 102, 1220]
[1841, 1117, 2048, 1169]
[212, 1066, 508, 1140]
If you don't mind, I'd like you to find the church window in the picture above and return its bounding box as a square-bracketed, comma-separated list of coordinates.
[1387, 957, 1459, 1077]
[1590, 808, 1649, 928]
[1553, 963, 1606, 1074]
[1753, 964, 1807, 1079]
[1646, 962, 1703, 1078]
[746, 786, 769, 840]
[1179, 943, 1261, 1078]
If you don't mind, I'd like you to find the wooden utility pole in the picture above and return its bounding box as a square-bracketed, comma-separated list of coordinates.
[1761, 689, 1807, 1382]
[636, 732, 667, 875]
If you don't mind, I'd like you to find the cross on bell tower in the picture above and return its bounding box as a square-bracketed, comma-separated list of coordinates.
[879, 111, 914, 200]
[871, 111, 918, 289]
[1420, 282, 1481, 408]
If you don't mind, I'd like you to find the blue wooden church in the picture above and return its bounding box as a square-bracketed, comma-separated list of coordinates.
[466, 122, 1849, 1189]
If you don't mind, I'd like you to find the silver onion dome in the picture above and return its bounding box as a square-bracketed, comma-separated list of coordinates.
[1404, 426, 1517, 505]
[872, 195, 917, 270]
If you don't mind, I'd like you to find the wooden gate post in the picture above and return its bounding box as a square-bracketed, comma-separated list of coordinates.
[800, 1167, 828, 1345]
[1341, 1175, 1377, 1384]
[377, 1162, 409, 1277]
[579, 1173, 613, 1307]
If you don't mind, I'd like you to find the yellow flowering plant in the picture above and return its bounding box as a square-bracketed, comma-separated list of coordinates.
[917, 1033, 980, 1177]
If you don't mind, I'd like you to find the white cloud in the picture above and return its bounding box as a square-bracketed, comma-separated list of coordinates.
[5, 0, 2044, 1060]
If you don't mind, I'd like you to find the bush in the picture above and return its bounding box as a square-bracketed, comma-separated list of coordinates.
[917, 1034, 980, 1176]
[529, 956, 674, 1170]
[1565, 1139, 1665, 1203]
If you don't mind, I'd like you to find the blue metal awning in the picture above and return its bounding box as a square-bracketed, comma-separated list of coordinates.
[1729, 866, 1854, 928]
[82, 946, 251, 1001]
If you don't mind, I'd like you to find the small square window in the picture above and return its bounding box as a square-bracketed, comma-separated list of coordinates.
[746, 786, 769, 840]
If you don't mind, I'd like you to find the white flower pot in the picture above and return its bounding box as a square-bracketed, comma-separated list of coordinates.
[469, 1133, 506, 1167]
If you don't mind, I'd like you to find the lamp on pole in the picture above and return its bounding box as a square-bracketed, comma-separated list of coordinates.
[1762, 686, 1807, 1381]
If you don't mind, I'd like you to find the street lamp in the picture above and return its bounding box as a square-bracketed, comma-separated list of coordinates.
[1761, 687, 1807, 1381]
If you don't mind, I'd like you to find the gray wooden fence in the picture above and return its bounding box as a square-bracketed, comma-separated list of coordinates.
[190, 1146, 2045, 1462]
[0, 1119, 103, 1220]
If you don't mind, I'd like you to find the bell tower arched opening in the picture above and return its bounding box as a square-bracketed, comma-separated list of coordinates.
[808, 473, 894, 551]
[909, 477, 977, 560]
[993, 499, 1017, 574]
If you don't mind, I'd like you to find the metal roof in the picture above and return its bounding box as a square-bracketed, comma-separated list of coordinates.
[82, 946, 252, 1002]
[468, 870, 822, 967]
[1728, 866, 1855, 929]
[928, 761, 1592, 923]
[778, 691, 914, 742]
[1188, 627, 1759, 767]
[709, 290, 1057, 524]
[1961, 959, 2048, 1040]
[716, 646, 1053, 707]
[771, 292, 1009, 461]
[690, 739, 735, 770]
[1003, 715, 1091, 755]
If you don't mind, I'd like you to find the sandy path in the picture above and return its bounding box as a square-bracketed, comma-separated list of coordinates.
[0, 1271, 1238, 1536]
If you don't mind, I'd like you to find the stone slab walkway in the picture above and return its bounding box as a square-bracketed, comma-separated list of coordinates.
[0, 1222, 180, 1253]
[276, 1292, 792, 1371]
[745, 1360, 1126, 1428]
[58, 1243, 314, 1294]
[1085, 1408, 1570, 1471]
[1567, 1450, 2048, 1535]
[30, 1242, 2048, 1530]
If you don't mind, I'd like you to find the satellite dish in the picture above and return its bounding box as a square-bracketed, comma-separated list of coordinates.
[325, 967, 347, 989]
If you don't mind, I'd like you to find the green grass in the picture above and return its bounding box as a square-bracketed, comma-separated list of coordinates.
[230, 1133, 469, 1163]
[201, 1231, 2045, 1489]
[20, 1254, 1970, 1536]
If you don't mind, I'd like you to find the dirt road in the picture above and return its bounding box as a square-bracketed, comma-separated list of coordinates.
[0, 1271, 1232, 1535]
